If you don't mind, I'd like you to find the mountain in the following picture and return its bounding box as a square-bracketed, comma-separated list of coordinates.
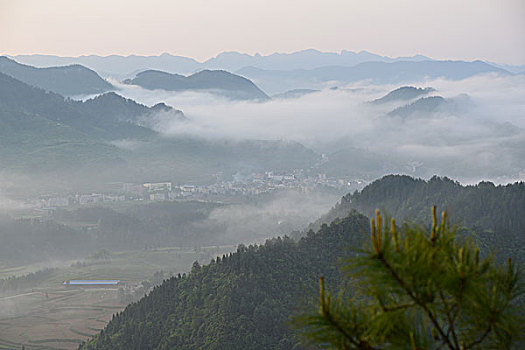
[370, 86, 435, 104]
[80, 174, 525, 349]
[322, 175, 525, 262]
[0, 72, 317, 184]
[13, 50, 433, 78]
[123, 69, 269, 100]
[0, 72, 185, 172]
[79, 92, 185, 127]
[237, 60, 510, 94]
[388, 96, 448, 116]
[203, 49, 432, 71]
[11, 52, 203, 79]
[0, 72, 169, 140]
[0, 56, 112, 96]
[80, 211, 369, 350]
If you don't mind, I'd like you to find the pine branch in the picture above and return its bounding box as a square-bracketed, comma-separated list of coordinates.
[438, 290, 460, 349]
[377, 255, 457, 350]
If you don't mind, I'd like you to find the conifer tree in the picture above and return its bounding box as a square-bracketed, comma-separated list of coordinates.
[294, 208, 524, 349]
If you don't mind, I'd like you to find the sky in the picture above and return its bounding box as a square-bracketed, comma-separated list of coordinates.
[1, 0, 524, 65]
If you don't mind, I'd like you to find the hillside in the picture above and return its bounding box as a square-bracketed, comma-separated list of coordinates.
[0, 72, 318, 184]
[80, 211, 369, 350]
[0, 56, 112, 96]
[0, 72, 165, 140]
[123, 69, 269, 100]
[79, 174, 525, 349]
[370, 86, 435, 104]
[78, 92, 185, 127]
[0, 73, 122, 170]
[318, 175, 525, 261]
[388, 95, 449, 116]
[0, 72, 186, 172]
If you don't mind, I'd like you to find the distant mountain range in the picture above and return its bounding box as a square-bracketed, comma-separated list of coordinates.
[237, 60, 510, 94]
[124, 69, 269, 101]
[11, 49, 434, 78]
[7, 50, 517, 95]
[0, 56, 112, 96]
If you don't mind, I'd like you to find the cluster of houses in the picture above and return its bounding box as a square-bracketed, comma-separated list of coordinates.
[27, 170, 367, 211]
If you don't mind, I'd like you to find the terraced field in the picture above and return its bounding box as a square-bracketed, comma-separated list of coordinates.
[0, 245, 235, 349]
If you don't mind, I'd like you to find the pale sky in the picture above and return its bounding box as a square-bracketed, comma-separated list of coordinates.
[1, 0, 524, 65]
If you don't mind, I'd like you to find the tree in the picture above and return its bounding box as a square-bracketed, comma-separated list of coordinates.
[294, 208, 524, 349]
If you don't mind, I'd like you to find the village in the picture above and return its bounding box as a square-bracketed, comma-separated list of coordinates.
[28, 170, 369, 210]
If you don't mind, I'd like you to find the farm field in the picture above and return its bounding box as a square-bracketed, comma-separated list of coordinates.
[0, 245, 235, 350]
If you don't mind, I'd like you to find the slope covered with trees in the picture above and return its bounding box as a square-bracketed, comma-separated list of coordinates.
[0, 56, 112, 96]
[124, 69, 269, 101]
[295, 210, 524, 349]
[80, 175, 525, 349]
[321, 175, 525, 261]
[80, 211, 370, 350]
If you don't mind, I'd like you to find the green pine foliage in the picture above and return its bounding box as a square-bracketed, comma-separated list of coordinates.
[79, 211, 370, 350]
[294, 208, 524, 349]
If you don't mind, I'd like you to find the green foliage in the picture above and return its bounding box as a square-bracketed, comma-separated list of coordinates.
[322, 175, 525, 263]
[294, 208, 525, 349]
[79, 211, 370, 350]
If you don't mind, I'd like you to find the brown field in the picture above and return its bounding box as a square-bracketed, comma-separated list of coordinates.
[0, 245, 235, 350]
[0, 288, 123, 350]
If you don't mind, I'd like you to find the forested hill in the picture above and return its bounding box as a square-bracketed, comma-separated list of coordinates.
[0, 56, 112, 96]
[319, 175, 525, 260]
[124, 69, 269, 101]
[80, 211, 369, 350]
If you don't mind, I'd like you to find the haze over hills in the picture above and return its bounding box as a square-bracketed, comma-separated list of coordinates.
[370, 86, 435, 104]
[11, 49, 434, 78]
[0, 54, 523, 349]
[237, 60, 510, 94]
[0, 71, 170, 173]
[124, 69, 269, 101]
[0, 56, 112, 96]
[0, 70, 318, 188]
[2, 0, 524, 346]
[271, 89, 319, 100]
[7, 51, 514, 96]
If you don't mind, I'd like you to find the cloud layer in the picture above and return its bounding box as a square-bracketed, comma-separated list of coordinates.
[109, 73, 525, 184]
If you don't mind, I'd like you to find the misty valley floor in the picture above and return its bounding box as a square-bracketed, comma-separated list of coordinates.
[0, 245, 235, 350]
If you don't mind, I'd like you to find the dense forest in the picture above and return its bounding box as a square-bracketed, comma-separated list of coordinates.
[80, 211, 369, 349]
[316, 175, 525, 261]
[79, 175, 525, 349]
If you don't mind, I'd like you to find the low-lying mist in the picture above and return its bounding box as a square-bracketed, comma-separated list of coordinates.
[109, 73, 525, 184]
[190, 190, 340, 244]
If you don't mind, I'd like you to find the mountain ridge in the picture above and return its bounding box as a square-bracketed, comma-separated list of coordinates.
[237, 60, 510, 94]
[124, 69, 270, 100]
[0, 56, 112, 96]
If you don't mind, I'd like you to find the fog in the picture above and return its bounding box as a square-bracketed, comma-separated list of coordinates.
[190, 190, 340, 244]
[108, 73, 525, 184]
